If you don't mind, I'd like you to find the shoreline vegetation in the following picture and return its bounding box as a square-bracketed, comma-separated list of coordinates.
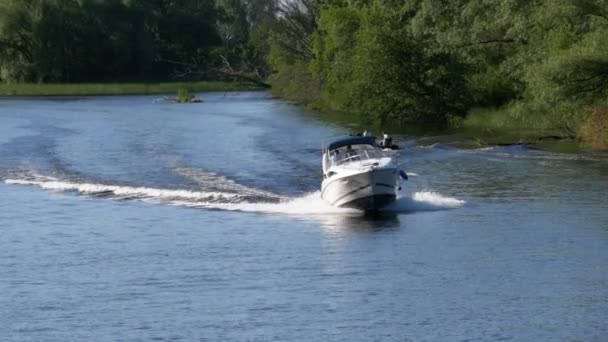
[0, 82, 261, 97]
[263, 1, 608, 151]
[0, 80, 599, 152]
[311, 106, 585, 153]
[0, 1, 605, 150]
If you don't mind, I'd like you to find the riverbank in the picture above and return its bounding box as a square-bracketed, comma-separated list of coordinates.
[0, 81, 261, 96]
[308, 104, 591, 153]
[454, 107, 584, 152]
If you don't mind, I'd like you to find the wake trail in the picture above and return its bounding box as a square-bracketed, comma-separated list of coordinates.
[3, 173, 465, 215]
[384, 192, 466, 213]
[173, 167, 278, 198]
[4, 174, 282, 204]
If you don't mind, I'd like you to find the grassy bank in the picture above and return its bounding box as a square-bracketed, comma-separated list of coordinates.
[456, 106, 608, 152]
[455, 107, 578, 148]
[0, 81, 262, 96]
[307, 103, 595, 152]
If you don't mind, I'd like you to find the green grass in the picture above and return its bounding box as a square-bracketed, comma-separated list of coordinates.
[460, 106, 555, 131]
[452, 106, 583, 151]
[311, 104, 586, 152]
[0, 81, 262, 96]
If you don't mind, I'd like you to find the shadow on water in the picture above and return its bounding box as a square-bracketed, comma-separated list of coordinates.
[320, 211, 401, 232]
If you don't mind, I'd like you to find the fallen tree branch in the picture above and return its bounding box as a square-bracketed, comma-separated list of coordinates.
[157, 57, 271, 88]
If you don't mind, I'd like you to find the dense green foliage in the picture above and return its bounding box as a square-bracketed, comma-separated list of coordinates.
[263, 0, 608, 147]
[0, 0, 222, 82]
[311, 3, 471, 125]
[0, 81, 256, 96]
[0, 0, 273, 84]
[0, 0, 606, 147]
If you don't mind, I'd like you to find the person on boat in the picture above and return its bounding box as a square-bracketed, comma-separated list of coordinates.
[345, 145, 359, 159]
[381, 132, 392, 149]
[330, 150, 340, 165]
[363, 129, 370, 137]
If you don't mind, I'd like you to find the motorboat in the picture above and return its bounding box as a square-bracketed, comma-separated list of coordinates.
[321, 136, 403, 210]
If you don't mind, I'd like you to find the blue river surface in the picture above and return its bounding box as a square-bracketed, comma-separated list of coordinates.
[1, 92, 607, 341]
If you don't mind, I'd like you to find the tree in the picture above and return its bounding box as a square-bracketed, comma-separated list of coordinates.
[313, 2, 471, 125]
[0, 0, 223, 82]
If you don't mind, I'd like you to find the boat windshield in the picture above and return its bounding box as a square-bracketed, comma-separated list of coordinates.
[327, 144, 388, 167]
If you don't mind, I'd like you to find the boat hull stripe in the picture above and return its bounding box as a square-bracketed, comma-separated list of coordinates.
[330, 184, 371, 206]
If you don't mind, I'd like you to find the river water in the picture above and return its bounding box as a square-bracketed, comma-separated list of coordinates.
[1, 92, 607, 341]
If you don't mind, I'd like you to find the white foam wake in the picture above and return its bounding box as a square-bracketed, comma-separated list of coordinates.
[180, 191, 465, 214]
[4, 175, 465, 215]
[384, 191, 466, 213]
[4, 177, 274, 204]
[174, 167, 278, 198]
[176, 191, 360, 215]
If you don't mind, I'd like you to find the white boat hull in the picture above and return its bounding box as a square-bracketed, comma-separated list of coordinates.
[321, 168, 399, 210]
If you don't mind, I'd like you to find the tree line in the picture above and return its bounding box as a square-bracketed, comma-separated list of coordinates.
[0, 0, 606, 146]
[0, 0, 273, 84]
[266, 0, 607, 147]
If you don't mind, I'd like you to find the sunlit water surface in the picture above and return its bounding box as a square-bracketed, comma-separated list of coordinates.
[1, 92, 607, 341]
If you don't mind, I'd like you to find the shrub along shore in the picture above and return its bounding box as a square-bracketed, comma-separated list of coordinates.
[265, 2, 608, 151]
[0, 81, 598, 152]
[1, 1, 605, 150]
[309, 106, 585, 153]
[0, 82, 261, 97]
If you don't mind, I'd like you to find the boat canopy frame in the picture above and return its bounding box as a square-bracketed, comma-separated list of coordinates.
[325, 136, 377, 151]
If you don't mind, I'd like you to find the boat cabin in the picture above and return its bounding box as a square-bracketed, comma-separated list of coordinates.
[322, 136, 385, 173]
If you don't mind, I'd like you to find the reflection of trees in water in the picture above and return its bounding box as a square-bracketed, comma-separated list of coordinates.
[413, 147, 608, 202]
